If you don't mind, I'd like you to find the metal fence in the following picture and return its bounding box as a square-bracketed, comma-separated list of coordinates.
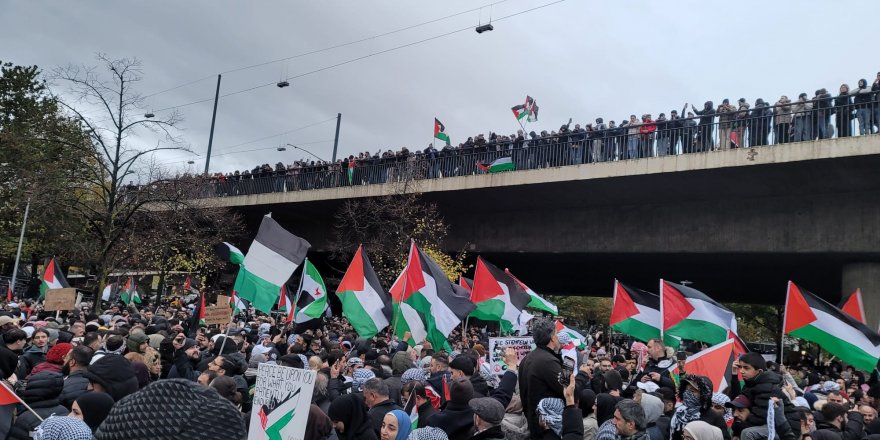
[201, 98, 880, 198]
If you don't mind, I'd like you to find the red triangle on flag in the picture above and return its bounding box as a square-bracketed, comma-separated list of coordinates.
[44, 258, 56, 284]
[0, 381, 23, 406]
[470, 257, 503, 304]
[683, 339, 735, 393]
[840, 289, 866, 324]
[611, 280, 641, 326]
[783, 282, 816, 334]
[661, 280, 694, 331]
[391, 242, 425, 303]
[337, 245, 366, 292]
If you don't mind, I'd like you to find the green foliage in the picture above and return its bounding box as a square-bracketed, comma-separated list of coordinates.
[726, 303, 782, 343]
[547, 295, 611, 326]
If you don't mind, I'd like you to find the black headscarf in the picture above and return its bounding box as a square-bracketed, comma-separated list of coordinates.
[596, 393, 622, 425]
[579, 389, 597, 417]
[74, 392, 115, 432]
[327, 393, 377, 440]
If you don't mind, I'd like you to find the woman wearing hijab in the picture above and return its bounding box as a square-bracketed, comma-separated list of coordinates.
[70, 392, 115, 433]
[304, 404, 333, 440]
[328, 393, 378, 440]
[670, 375, 730, 440]
[381, 409, 412, 440]
[579, 389, 598, 440]
[683, 421, 723, 440]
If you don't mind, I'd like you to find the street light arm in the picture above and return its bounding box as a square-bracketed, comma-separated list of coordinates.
[286, 144, 326, 162]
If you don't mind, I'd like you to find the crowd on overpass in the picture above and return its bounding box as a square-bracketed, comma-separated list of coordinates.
[204, 72, 880, 196]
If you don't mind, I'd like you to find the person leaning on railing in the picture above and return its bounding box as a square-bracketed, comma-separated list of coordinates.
[773, 95, 793, 144]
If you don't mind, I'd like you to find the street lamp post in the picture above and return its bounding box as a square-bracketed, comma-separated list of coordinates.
[204, 74, 222, 175]
[286, 144, 326, 162]
[10, 198, 30, 296]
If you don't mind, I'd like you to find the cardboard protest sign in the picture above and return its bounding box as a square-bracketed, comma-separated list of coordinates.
[487, 337, 535, 375]
[248, 363, 316, 440]
[202, 305, 232, 326]
[43, 288, 77, 311]
[216, 294, 230, 308]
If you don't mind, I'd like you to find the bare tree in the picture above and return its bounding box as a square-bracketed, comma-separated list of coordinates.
[49, 54, 190, 309]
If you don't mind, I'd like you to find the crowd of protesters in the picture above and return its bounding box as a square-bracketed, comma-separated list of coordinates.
[200, 72, 880, 196]
[0, 294, 878, 440]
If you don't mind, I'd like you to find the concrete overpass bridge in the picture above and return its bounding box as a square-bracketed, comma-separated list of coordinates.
[203, 136, 880, 328]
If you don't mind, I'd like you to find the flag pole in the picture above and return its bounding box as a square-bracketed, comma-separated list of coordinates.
[659, 279, 665, 341]
[2, 381, 43, 423]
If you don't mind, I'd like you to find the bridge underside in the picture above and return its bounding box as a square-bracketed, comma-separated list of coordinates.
[224, 138, 880, 316]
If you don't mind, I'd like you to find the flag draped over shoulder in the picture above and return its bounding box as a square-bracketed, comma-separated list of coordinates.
[390, 241, 475, 349]
[785, 281, 880, 371]
[39, 257, 69, 300]
[295, 258, 328, 324]
[434, 118, 451, 146]
[234, 215, 311, 313]
[611, 280, 662, 343]
[336, 245, 392, 339]
[661, 280, 736, 348]
[469, 257, 531, 332]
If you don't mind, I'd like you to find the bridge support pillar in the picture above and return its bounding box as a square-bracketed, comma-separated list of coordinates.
[842, 262, 880, 330]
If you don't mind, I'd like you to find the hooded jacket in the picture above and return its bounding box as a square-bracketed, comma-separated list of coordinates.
[774, 98, 793, 125]
[730, 370, 801, 438]
[14, 344, 46, 379]
[59, 368, 91, 409]
[83, 354, 139, 402]
[8, 371, 69, 440]
[519, 344, 564, 437]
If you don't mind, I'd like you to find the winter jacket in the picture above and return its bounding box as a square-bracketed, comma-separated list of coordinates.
[774, 99, 793, 125]
[519, 345, 564, 437]
[367, 399, 402, 436]
[59, 369, 90, 409]
[535, 406, 586, 440]
[717, 104, 738, 128]
[8, 371, 68, 440]
[811, 412, 865, 440]
[471, 373, 489, 398]
[14, 344, 46, 380]
[629, 356, 676, 390]
[730, 371, 801, 438]
[417, 401, 438, 429]
[427, 400, 475, 440]
[792, 100, 813, 118]
[0, 344, 19, 380]
[583, 414, 599, 440]
[471, 424, 508, 439]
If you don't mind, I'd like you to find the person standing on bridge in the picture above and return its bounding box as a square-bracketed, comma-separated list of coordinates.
[792, 93, 814, 142]
[691, 102, 715, 153]
[774, 96, 793, 144]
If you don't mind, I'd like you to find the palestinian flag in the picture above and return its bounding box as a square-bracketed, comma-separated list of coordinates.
[784, 282, 880, 371]
[215, 242, 245, 265]
[347, 163, 355, 185]
[556, 320, 587, 349]
[39, 257, 69, 300]
[278, 284, 295, 323]
[682, 338, 736, 393]
[477, 157, 514, 173]
[506, 269, 558, 315]
[6, 284, 12, 302]
[661, 280, 737, 346]
[101, 282, 118, 302]
[234, 215, 311, 313]
[230, 290, 248, 314]
[120, 277, 141, 305]
[336, 245, 392, 339]
[611, 280, 661, 343]
[525, 96, 539, 122]
[198, 292, 206, 326]
[405, 390, 420, 430]
[294, 258, 328, 324]
[389, 241, 475, 349]
[469, 257, 531, 333]
[511, 103, 528, 121]
[839, 289, 866, 325]
[0, 380, 24, 406]
[434, 118, 451, 146]
[458, 276, 473, 294]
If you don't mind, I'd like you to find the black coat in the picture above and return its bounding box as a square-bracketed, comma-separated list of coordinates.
[731, 371, 801, 438]
[629, 356, 676, 390]
[59, 369, 90, 409]
[534, 406, 585, 440]
[8, 371, 68, 440]
[471, 424, 507, 439]
[518, 345, 564, 437]
[417, 401, 438, 429]
[427, 400, 475, 440]
[367, 399, 401, 436]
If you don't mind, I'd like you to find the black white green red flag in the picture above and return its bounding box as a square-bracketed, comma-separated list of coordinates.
[434, 118, 451, 146]
[610, 280, 662, 343]
[661, 279, 736, 347]
[39, 258, 69, 300]
[336, 245, 392, 339]
[389, 241, 475, 349]
[294, 258, 328, 324]
[839, 289, 866, 325]
[505, 268, 557, 315]
[469, 257, 531, 333]
[785, 282, 880, 371]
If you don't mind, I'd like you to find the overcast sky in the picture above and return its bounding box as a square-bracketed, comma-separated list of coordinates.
[3, 0, 879, 175]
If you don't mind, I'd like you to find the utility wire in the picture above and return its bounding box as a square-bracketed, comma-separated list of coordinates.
[150, 0, 567, 113]
[143, 0, 510, 99]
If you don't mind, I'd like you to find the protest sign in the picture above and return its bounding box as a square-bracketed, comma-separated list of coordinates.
[487, 337, 534, 375]
[43, 288, 77, 311]
[216, 294, 230, 308]
[248, 363, 316, 440]
[202, 305, 232, 326]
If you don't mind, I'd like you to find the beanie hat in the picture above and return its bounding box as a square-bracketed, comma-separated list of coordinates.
[180, 338, 197, 352]
[74, 392, 115, 432]
[449, 378, 473, 406]
[83, 354, 139, 402]
[126, 333, 149, 353]
[46, 343, 73, 365]
[94, 379, 247, 440]
[449, 355, 475, 377]
[34, 415, 93, 440]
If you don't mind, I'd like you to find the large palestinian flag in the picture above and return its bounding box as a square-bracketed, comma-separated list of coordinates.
[683, 338, 736, 393]
[469, 257, 531, 332]
[661, 280, 736, 346]
[839, 289, 866, 325]
[505, 268, 558, 315]
[234, 215, 311, 313]
[389, 241, 475, 349]
[39, 258, 69, 300]
[611, 280, 662, 343]
[785, 282, 880, 371]
[294, 258, 328, 324]
[336, 245, 392, 339]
